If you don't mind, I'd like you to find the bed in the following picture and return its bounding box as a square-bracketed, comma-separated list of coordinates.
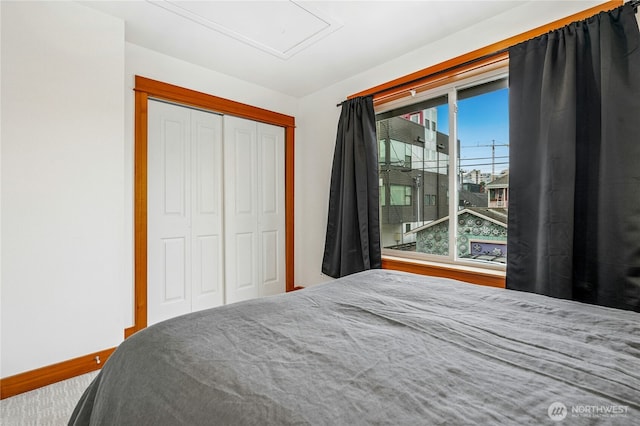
[69, 270, 639, 425]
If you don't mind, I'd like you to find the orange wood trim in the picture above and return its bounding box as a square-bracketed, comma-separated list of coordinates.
[382, 257, 506, 289]
[373, 53, 509, 106]
[124, 326, 137, 339]
[292, 286, 305, 291]
[132, 89, 148, 336]
[134, 76, 295, 128]
[132, 76, 296, 333]
[285, 125, 295, 292]
[349, 0, 622, 103]
[0, 348, 115, 399]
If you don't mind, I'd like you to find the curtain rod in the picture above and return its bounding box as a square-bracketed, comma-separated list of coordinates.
[337, 0, 638, 108]
[335, 49, 507, 107]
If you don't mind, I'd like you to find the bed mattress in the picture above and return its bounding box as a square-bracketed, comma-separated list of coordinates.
[70, 270, 640, 425]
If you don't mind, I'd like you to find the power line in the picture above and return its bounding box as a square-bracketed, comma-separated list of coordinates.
[460, 155, 508, 161]
[472, 140, 509, 178]
[459, 161, 509, 168]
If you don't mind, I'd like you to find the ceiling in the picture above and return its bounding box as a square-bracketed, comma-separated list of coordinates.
[80, 1, 606, 98]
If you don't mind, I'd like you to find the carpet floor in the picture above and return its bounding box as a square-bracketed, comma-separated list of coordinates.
[1, 371, 98, 426]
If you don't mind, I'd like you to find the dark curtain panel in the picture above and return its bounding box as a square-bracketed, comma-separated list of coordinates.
[322, 96, 381, 278]
[507, 4, 640, 311]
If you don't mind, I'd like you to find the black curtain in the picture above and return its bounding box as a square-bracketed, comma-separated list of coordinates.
[507, 3, 640, 311]
[322, 96, 381, 278]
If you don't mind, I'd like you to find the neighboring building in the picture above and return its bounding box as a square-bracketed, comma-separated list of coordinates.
[486, 174, 509, 208]
[402, 108, 438, 140]
[408, 208, 508, 263]
[463, 169, 493, 185]
[461, 182, 483, 193]
[460, 182, 487, 208]
[377, 112, 451, 247]
[378, 108, 500, 250]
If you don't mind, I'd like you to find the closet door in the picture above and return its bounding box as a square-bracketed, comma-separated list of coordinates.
[147, 100, 224, 325]
[257, 122, 286, 297]
[190, 109, 225, 312]
[224, 116, 285, 303]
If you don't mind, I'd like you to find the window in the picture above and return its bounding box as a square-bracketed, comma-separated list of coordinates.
[424, 194, 436, 206]
[389, 185, 412, 206]
[348, 0, 615, 282]
[376, 72, 509, 267]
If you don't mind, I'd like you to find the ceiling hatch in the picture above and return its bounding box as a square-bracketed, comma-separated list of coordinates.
[148, 0, 343, 59]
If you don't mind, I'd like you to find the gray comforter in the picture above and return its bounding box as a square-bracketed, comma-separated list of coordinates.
[70, 270, 640, 425]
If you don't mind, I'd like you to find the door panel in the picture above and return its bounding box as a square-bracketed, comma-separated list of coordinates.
[257, 123, 286, 297]
[194, 235, 220, 293]
[232, 128, 255, 214]
[235, 232, 256, 289]
[190, 109, 224, 312]
[195, 126, 218, 215]
[225, 117, 285, 302]
[224, 116, 259, 303]
[162, 120, 186, 216]
[148, 100, 223, 324]
[162, 237, 187, 301]
[259, 132, 279, 214]
[148, 100, 191, 324]
[262, 230, 279, 283]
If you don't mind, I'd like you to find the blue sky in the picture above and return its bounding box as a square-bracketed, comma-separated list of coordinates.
[436, 88, 509, 175]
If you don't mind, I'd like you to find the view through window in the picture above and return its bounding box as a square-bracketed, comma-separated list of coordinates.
[376, 76, 509, 266]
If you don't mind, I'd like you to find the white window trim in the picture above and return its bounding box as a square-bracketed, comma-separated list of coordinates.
[377, 66, 509, 272]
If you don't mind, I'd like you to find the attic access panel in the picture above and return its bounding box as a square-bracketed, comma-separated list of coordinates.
[149, 0, 342, 59]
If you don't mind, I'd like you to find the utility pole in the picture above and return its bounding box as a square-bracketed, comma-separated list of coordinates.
[491, 140, 495, 179]
[475, 140, 509, 181]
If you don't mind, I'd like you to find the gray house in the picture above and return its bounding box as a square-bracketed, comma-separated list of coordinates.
[408, 208, 508, 263]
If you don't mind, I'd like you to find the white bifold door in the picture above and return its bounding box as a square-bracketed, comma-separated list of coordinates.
[147, 100, 285, 325]
[223, 116, 285, 304]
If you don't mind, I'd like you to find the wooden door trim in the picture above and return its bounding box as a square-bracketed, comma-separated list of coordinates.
[127, 76, 295, 337]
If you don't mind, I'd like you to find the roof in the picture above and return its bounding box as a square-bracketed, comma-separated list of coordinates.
[406, 208, 508, 235]
[486, 174, 509, 188]
[459, 190, 488, 208]
[467, 207, 508, 224]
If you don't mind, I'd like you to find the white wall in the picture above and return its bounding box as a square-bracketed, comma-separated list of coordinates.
[1, 1, 125, 377]
[0, 0, 3, 378]
[122, 43, 298, 327]
[0, 0, 4, 381]
[293, 1, 613, 287]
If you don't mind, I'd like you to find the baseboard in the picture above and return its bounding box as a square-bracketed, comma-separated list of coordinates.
[124, 325, 138, 339]
[0, 347, 116, 400]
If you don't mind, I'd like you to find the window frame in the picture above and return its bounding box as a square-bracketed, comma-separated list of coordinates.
[375, 67, 509, 272]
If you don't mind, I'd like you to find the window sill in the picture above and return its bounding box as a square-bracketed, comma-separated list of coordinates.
[381, 255, 506, 288]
